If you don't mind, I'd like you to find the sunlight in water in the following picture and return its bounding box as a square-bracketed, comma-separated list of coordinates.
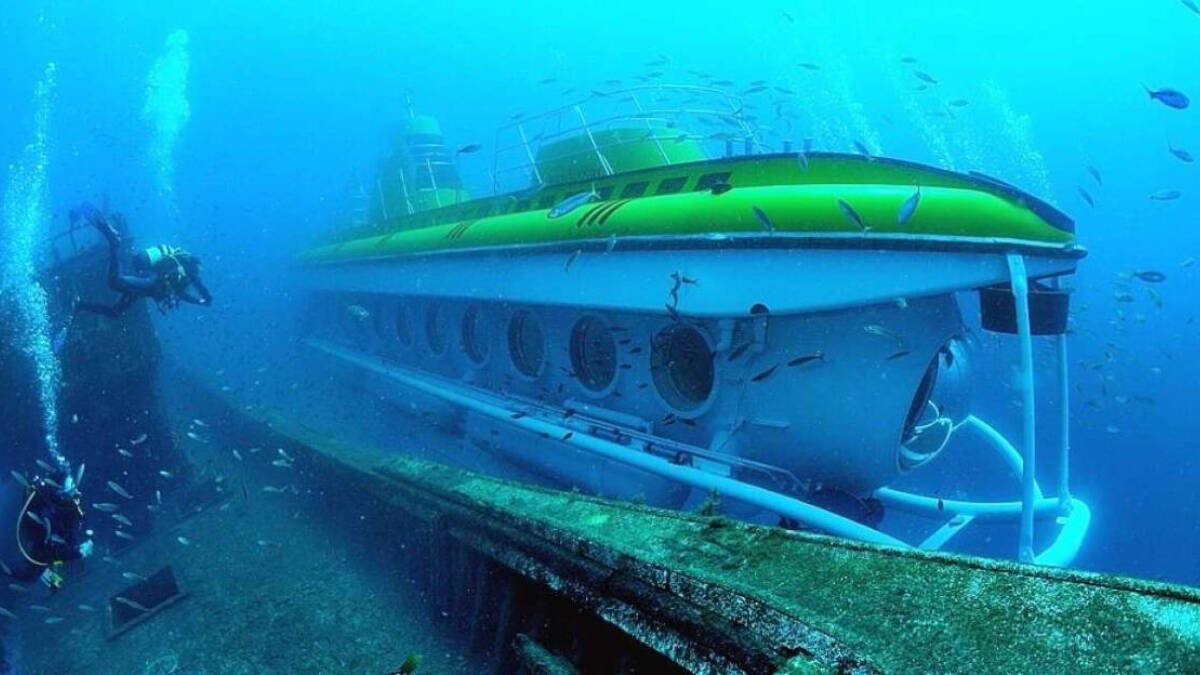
[143, 28, 192, 218]
[0, 61, 68, 473]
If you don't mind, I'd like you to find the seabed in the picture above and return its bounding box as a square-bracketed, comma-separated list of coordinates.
[18, 379, 1200, 674]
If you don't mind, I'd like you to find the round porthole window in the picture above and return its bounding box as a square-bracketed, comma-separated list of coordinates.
[461, 304, 490, 365]
[508, 310, 545, 378]
[394, 302, 413, 348]
[570, 316, 617, 392]
[425, 305, 447, 355]
[651, 324, 714, 412]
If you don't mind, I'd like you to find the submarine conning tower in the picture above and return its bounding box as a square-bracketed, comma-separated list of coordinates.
[374, 112, 471, 221]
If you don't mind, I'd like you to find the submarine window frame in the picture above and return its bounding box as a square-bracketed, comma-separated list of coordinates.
[694, 172, 732, 191]
[620, 182, 649, 198]
[507, 310, 546, 379]
[461, 304, 491, 367]
[650, 322, 717, 415]
[596, 186, 615, 200]
[569, 315, 619, 396]
[656, 176, 688, 195]
[424, 304, 449, 357]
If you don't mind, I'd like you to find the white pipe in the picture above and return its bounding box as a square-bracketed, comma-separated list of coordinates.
[962, 415, 1043, 500]
[1007, 254, 1037, 563]
[308, 338, 908, 549]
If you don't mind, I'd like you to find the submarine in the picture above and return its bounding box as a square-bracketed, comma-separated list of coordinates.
[296, 84, 1089, 565]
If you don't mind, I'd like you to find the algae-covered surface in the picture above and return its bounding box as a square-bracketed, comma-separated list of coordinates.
[374, 454, 1200, 674]
[16, 455, 478, 674]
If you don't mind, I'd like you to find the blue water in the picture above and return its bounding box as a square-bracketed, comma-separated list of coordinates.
[2, 1, 1199, 668]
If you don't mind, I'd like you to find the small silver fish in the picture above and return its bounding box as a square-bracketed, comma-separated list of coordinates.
[345, 304, 370, 320]
[130, 434, 148, 446]
[114, 596, 150, 612]
[122, 572, 145, 582]
[28, 604, 49, 612]
[25, 511, 48, 529]
[232, 449, 244, 461]
[44, 616, 63, 624]
[92, 502, 120, 513]
[0, 560, 11, 576]
[271, 459, 293, 468]
[548, 184, 600, 219]
[8, 583, 27, 593]
[277, 448, 293, 461]
[78, 604, 96, 612]
[9, 470, 29, 489]
[837, 199, 869, 232]
[35, 459, 54, 473]
[113, 514, 134, 527]
[0, 607, 16, 620]
[897, 186, 921, 225]
[864, 323, 905, 347]
[158, 470, 173, 479]
[107, 481, 133, 499]
[186, 431, 205, 442]
[177, 536, 191, 546]
[1150, 189, 1182, 201]
[117, 448, 133, 458]
[115, 530, 135, 541]
[751, 206, 775, 234]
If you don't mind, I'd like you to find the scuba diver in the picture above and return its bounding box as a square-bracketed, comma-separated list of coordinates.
[72, 202, 212, 318]
[0, 465, 93, 592]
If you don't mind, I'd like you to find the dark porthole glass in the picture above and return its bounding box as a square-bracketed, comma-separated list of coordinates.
[461, 305, 490, 365]
[508, 311, 545, 377]
[570, 316, 617, 392]
[650, 324, 714, 411]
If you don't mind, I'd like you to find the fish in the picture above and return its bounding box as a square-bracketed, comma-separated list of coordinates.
[864, 323, 905, 346]
[913, 70, 939, 85]
[537, 77, 557, 85]
[114, 596, 150, 613]
[0, 607, 15, 620]
[1185, 0, 1200, 14]
[9, 470, 29, 489]
[271, 459, 293, 468]
[937, 498, 945, 513]
[548, 184, 599, 219]
[742, 85, 769, 95]
[8, 584, 27, 593]
[563, 249, 582, 272]
[113, 514, 134, 527]
[796, 151, 809, 171]
[92, 502, 120, 512]
[455, 143, 483, 155]
[35, 459, 54, 473]
[710, 181, 733, 195]
[727, 343, 752, 361]
[836, 199, 869, 232]
[52, 322, 70, 353]
[177, 536, 191, 546]
[25, 511, 48, 529]
[117, 448, 133, 458]
[115, 530, 135, 541]
[1132, 270, 1167, 283]
[44, 617, 63, 624]
[897, 186, 921, 224]
[1084, 165, 1103, 186]
[798, 62, 821, 71]
[852, 141, 872, 158]
[28, 605, 49, 612]
[0, 560, 11, 576]
[1077, 187, 1095, 207]
[130, 434, 148, 445]
[1144, 86, 1190, 109]
[107, 480, 133, 499]
[77, 604, 96, 612]
[387, 653, 423, 675]
[158, 470, 173, 479]
[786, 353, 825, 367]
[1150, 190, 1182, 201]
[122, 572, 146, 582]
[192, 418, 208, 427]
[346, 304, 370, 320]
[561, 431, 574, 441]
[751, 206, 775, 234]
[1168, 144, 1193, 162]
[947, 99, 969, 108]
[751, 364, 780, 382]
[887, 350, 913, 361]
[605, 233, 618, 253]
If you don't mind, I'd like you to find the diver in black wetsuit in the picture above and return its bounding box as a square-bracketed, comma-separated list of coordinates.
[0, 467, 93, 592]
[72, 202, 212, 318]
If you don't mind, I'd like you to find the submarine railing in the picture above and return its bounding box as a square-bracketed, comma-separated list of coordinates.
[490, 84, 765, 196]
[308, 336, 1090, 565]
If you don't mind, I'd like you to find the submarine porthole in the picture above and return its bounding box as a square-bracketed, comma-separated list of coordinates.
[651, 324, 715, 412]
[461, 304, 490, 366]
[425, 304, 448, 356]
[570, 316, 617, 393]
[394, 302, 413, 348]
[508, 310, 545, 378]
[897, 340, 971, 472]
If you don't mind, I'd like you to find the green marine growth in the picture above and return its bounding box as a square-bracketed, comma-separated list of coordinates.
[695, 489, 722, 517]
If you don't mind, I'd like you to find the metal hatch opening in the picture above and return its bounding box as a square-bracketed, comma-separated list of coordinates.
[108, 565, 187, 639]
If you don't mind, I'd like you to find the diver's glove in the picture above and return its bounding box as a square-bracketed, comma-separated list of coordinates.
[78, 539, 94, 558]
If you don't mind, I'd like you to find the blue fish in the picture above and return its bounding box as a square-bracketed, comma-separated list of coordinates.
[913, 70, 938, 85]
[1184, 0, 1200, 16]
[1144, 86, 1190, 110]
[1168, 144, 1194, 163]
[1077, 188, 1095, 208]
[1150, 190, 1182, 201]
[852, 141, 872, 158]
[547, 184, 599, 219]
[751, 206, 775, 234]
[1085, 165, 1102, 186]
[897, 186, 921, 225]
[837, 199, 869, 232]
